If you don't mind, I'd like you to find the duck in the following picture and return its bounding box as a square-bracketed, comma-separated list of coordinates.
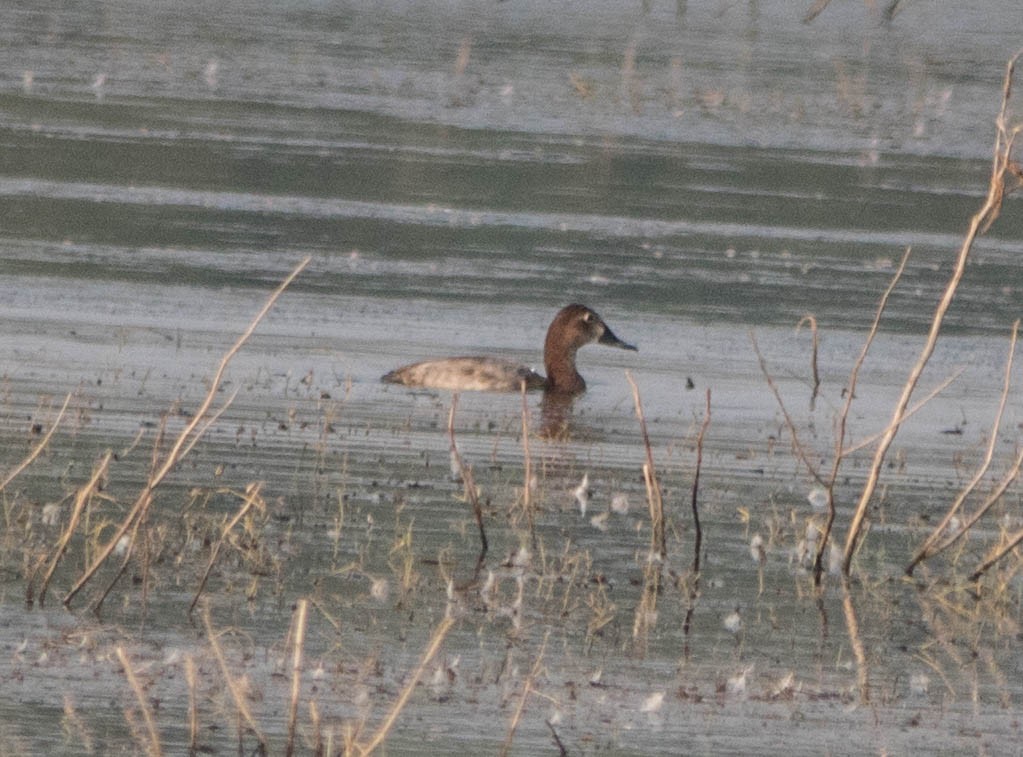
[381, 304, 637, 395]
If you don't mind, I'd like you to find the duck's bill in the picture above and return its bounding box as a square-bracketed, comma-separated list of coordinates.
[599, 327, 638, 351]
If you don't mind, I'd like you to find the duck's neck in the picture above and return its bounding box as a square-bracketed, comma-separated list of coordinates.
[544, 347, 585, 394]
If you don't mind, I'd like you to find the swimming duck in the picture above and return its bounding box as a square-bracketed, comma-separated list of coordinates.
[381, 304, 637, 395]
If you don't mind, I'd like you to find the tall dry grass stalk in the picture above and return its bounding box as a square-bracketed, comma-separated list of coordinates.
[447, 394, 487, 563]
[751, 332, 826, 485]
[970, 476, 1023, 580]
[520, 381, 536, 549]
[626, 371, 664, 559]
[353, 616, 455, 755]
[0, 390, 73, 494]
[116, 645, 162, 757]
[689, 388, 710, 576]
[285, 598, 309, 757]
[201, 602, 268, 751]
[35, 449, 112, 606]
[839, 579, 870, 703]
[841, 50, 1023, 574]
[626, 371, 665, 649]
[811, 247, 911, 582]
[907, 320, 1020, 574]
[682, 389, 711, 648]
[795, 315, 821, 411]
[189, 482, 266, 615]
[64, 256, 310, 608]
[185, 654, 199, 755]
[500, 631, 549, 757]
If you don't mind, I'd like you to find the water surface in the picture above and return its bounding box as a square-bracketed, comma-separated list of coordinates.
[1, 1, 1023, 753]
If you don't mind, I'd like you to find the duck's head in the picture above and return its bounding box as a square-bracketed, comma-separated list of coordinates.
[543, 304, 637, 394]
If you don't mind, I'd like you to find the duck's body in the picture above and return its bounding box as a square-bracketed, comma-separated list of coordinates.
[382, 304, 636, 395]
[382, 356, 546, 393]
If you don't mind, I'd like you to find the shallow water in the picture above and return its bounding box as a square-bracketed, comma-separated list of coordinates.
[2, 1, 1023, 754]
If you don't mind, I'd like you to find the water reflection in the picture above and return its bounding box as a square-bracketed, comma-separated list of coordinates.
[539, 390, 575, 440]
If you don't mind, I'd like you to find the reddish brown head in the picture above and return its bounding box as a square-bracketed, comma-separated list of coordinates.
[542, 304, 637, 394]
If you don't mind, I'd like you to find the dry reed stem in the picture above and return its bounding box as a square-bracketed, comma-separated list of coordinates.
[185, 654, 199, 755]
[626, 371, 664, 649]
[839, 579, 869, 703]
[0, 390, 73, 493]
[841, 51, 1022, 574]
[500, 631, 549, 757]
[520, 381, 535, 549]
[811, 247, 911, 583]
[447, 394, 487, 561]
[354, 616, 455, 755]
[308, 701, 323, 756]
[64, 256, 310, 607]
[189, 482, 265, 616]
[682, 389, 711, 647]
[966, 449, 1023, 579]
[91, 411, 169, 609]
[753, 257, 905, 584]
[116, 646, 162, 757]
[285, 599, 309, 757]
[546, 718, 568, 756]
[99, 395, 244, 612]
[689, 388, 711, 577]
[626, 371, 665, 558]
[972, 538, 1023, 583]
[795, 315, 821, 411]
[802, 0, 830, 23]
[201, 602, 268, 750]
[839, 368, 963, 457]
[804, 0, 903, 24]
[36, 450, 112, 607]
[907, 320, 1020, 573]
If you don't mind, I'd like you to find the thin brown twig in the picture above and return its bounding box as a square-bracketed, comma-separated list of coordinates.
[802, 0, 831, 23]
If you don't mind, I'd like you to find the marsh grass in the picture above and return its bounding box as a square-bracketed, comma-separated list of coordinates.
[3, 62, 1023, 752]
[750, 51, 1023, 604]
[2, 356, 1022, 753]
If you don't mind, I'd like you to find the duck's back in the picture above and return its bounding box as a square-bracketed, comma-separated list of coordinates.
[382, 356, 546, 392]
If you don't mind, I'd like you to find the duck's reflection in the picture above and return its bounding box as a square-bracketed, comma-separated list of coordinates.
[539, 391, 576, 440]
